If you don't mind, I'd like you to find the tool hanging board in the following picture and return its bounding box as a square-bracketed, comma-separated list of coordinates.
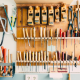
[0, 5, 8, 32]
[16, 3, 80, 65]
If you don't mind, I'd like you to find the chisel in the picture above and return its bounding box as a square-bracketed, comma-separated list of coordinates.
[35, 51, 37, 72]
[43, 28, 45, 48]
[47, 51, 49, 71]
[38, 52, 40, 72]
[33, 27, 35, 47]
[20, 51, 23, 71]
[0, 50, 2, 75]
[32, 51, 34, 71]
[66, 30, 69, 48]
[30, 28, 32, 47]
[25, 28, 30, 46]
[17, 51, 19, 69]
[60, 29, 62, 69]
[72, 51, 74, 71]
[50, 29, 53, 58]
[41, 50, 43, 70]
[53, 54, 55, 71]
[40, 27, 42, 47]
[29, 51, 31, 71]
[8, 50, 10, 74]
[44, 51, 46, 69]
[23, 28, 26, 48]
[62, 32, 65, 49]
[26, 51, 28, 71]
[62, 52, 64, 68]
[66, 51, 67, 69]
[24, 51, 25, 71]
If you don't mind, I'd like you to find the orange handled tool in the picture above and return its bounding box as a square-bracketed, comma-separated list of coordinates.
[62, 32, 65, 49]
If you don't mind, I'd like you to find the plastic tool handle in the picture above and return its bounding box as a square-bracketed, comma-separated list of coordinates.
[25, 28, 28, 37]
[26, 52, 28, 61]
[38, 52, 40, 61]
[44, 51, 46, 61]
[41, 50, 43, 61]
[29, 51, 31, 61]
[23, 28, 25, 38]
[70, 30, 73, 37]
[50, 29, 52, 37]
[24, 51, 25, 61]
[3, 48, 7, 73]
[35, 52, 37, 61]
[66, 52, 67, 61]
[33, 27, 35, 37]
[32, 52, 34, 61]
[62, 32, 65, 49]
[30, 28, 32, 37]
[13, 17, 16, 27]
[11, 16, 13, 27]
[60, 29, 62, 37]
[47, 30, 49, 37]
[43, 28, 45, 37]
[40, 27, 42, 37]
[62, 52, 64, 61]
[66, 30, 69, 37]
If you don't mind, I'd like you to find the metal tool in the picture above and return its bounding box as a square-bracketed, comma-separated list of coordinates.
[43, 28, 45, 48]
[20, 51, 23, 71]
[72, 52, 74, 71]
[47, 52, 49, 71]
[62, 32, 65, 49]
[25, 28, 30, 46]
[50, 29, 53, 58]
[33, 27, 35, 47]
[68, 6, 73, 30]
[30, 28, 32, 47]
[62, 52, 64, 68]
[60, 29, 62, 69]
[29, 51, 31, 71]
[35, 52, 37, 72]
[32, 51, 34, 71]
[40, 27, 42, 47]
[23, 28, 26, 48]
[41, 50, 43, 70]
[24, 51, 25, 71]
[26, 51, 28, 71]
[66, 30, 69, 48]
[44, 51, 46, 69]
[38, 52, 40, 72]
[70, 30, 73, 45]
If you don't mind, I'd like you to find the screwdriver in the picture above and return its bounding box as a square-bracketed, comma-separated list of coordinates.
[70, 30, 73, 45]
[32, 51, 34, 71]
[24, 51, 25, 71]
[35, 51, 37, 72]
[60, 28, 62, 69]
[72, 52, 74, 71]
[44, 51, 46, 69]
[62, 32, 65, 49]
[30, 28, 32, 47]
[38, 52, 40, 72]
[66, 30, 69, 48]
[26, 51, 28, 71]
[47, 51, 49, 71]
[20, 51, 23, 71]
[50, 29, 53, 58]
[62, 52, 64, 68]
[53, 54, 55, 71]
[8, 50, 10, 74]
[33, 27, 35, 47]
[43, 28, 45, 48]
[40, 27, 42, 47]
[66, 51, 67, 69]
[23, 28, 26, 48]
[41, 50, 43, 70]
[29, 51, 31, 71]
[25, 28, 30, 46]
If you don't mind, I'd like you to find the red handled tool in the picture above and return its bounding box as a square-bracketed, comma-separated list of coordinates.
[62, 32, 65, 49]
[62, 52, 64, 68]
[66, 30, 69, 48]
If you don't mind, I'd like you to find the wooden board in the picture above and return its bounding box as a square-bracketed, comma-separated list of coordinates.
[0, 5, 8, 32]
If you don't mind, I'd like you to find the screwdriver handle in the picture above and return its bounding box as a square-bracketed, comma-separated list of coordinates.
[38, 52, 40, 61]
[68, 73, 71, 80]
[1, 46, 4, 57]
[62, 52, 64, 61]
[44, 51, 46, 61]
[43, 28, 45, 37]
[25, 28, 28, 37]
[29, 51, 31, 61]
[32, 52, 34, 61]
[19, 51, 22, 61]
[47, 52, 49, 61]
[77, 0, 79, 9]
[8, 50, 10, 63]
[23, 28, 25, 38]
[13, 17, 16, 27]
[40, 27, 42, 37]
[74, 27, 78, 37]
[24, 51, 25, 61]
[55, 51, 57, 61]
[62, 32, 65, 49]
[41, 50, 43, 61]
[33, 27, 35, 37]
[26, 52, 28, 61]
[55, 29, 58, 37]
[66, 30, 69, 37]
[47, 30, 49, 37]
[72, 52, 74, 61]
[53, 55, 55, 61]
[60, 29, 62, 37]
[58, 51, 60, 60]
[50, 29, 52, 37]
[66, 52, 67, 61]
[30, 28, 32, 37]
[35, 52, 37, 61]
[70, 30, 73, 37]
[17, 51, 19, 61]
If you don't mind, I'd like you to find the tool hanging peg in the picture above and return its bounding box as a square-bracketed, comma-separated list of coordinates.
[68, 6, 73, 30]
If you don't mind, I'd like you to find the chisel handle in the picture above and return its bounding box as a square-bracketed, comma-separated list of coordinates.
[66, 30, 69, 37]
[1, 46, 4, 57]
[66, 52, 67, 61]
[35, 52, 37, 61]
[72, 52, 74, 61]
[47, 52, 49, 61]
[47, 30, 49, 37]
[17, 51, 19, 61]
[44, 51, 46, 61]
[19, 52, 22, 61]
[43, 28, 45, 37]
[55, 51, 57, 61]
[24, 51, 25, 61]
[70, 30, 73, 37]
[58, 51, 60, 60]
[40, 27, 42, 37]
[62, 52, 64, 61]
[32, 52, 34, 61]
[53, 55, 55, 61]
[23, 28, 25, 38]
[38, 52, 40, 61]
[77, 0, 79, 9]
[25, 28, 28, 37]
[55, 29, 58, 37]
[50, 29, 52, 37]
[26, 52, 28, 61]
[29, 51, 31, 61]
[30, 28, 32, 37]
[3, 48, 7, 73]
[33, 27, 35, 37]
[62, 32, 65, 49]
[60, 29, 62, 37]
[41, 50, 43, 61]
[68, 73, 71, 80]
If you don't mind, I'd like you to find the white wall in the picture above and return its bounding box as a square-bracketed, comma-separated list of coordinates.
[0, 0, 80, 62]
